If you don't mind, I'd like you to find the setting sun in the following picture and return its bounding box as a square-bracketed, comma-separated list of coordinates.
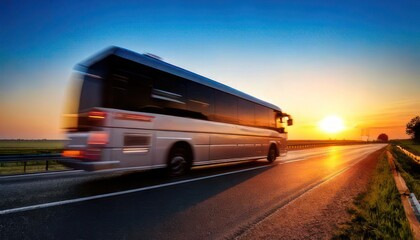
[319, 115, 345, 133]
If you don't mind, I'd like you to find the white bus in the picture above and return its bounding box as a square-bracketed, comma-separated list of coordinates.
[61, 46, 292, 176]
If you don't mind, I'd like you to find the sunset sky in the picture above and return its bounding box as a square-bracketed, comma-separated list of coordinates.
[0, 0, 419, 140]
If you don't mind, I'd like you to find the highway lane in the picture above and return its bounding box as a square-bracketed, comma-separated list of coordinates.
[0, 144, 386, 239]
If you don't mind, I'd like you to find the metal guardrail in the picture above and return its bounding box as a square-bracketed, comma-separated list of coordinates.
[287, 141, 373, 150]
[0, 153, 62, 162]
[387, 150, 420, 237]
[397, 145, 420, 163]
[0, 153, 66, 173]
[287, 144, 333, 149]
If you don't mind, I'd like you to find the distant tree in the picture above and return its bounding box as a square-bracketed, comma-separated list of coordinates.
[406, 116, 420, 143]
[377, 133, 389, 142]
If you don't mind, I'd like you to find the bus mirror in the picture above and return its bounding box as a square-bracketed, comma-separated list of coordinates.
[287, 119, 293, 126]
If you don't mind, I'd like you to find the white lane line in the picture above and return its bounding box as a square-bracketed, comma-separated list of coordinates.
[0, 164, 274, 215]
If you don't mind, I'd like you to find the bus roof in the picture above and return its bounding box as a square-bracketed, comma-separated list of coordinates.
[76, 46, 282, 112]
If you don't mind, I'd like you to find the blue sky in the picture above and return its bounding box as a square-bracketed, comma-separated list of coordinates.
[0, 0, 419, 139]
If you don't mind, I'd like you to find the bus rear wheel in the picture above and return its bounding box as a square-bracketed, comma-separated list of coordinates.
[167, 147, 191, 176]
[267, 145, 277, 163]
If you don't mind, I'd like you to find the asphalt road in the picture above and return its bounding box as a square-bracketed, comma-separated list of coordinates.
[0, 144, 386, 239]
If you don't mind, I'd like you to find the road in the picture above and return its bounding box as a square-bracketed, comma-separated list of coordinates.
[0, 144, 386, 239]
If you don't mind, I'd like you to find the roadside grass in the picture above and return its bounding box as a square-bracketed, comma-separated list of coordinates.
[0, 140, 68, 175]
[392, 139, 420, 156]
[333, 150, 412, 240]
[0, 140, 65, 155]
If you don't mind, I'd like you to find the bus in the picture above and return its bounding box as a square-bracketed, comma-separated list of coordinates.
[61, 46, 293, 176]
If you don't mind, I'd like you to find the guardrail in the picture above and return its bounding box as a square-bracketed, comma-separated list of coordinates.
[287, 144, 335, 150]
[397, 145, 420, 163]
[287, 141, 375, 150]
[387, 150, 420, 237]
[0, 153, 67, 173]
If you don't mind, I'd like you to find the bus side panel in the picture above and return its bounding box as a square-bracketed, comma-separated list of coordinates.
[209, 134, 239, 160]
[236, 126, 280, 158]
[109, 128, 154, 169]
[154, 131, 210, 167]
[236, 136, 262, 159]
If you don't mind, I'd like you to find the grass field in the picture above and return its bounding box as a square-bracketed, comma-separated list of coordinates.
[333, 150, 412, 239]
[0, 139, 65, 155]
[0, 140, 68, 175]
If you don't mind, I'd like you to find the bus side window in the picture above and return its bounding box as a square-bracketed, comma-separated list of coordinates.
[151, 72, 187, 110]
[109, 73, 128, 109]
[214, 91, 238, 124]
[126, 72, 153, 111]
[269, 110, 277, 128]
[187, 82, 214, 120]
[255, 104, 270, 128]
[238, 99, 255, 126]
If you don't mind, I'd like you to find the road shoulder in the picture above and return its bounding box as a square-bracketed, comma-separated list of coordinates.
[236, 148, 384, 239]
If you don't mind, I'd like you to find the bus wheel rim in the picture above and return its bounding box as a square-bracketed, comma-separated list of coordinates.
[171, 156, 186, 173]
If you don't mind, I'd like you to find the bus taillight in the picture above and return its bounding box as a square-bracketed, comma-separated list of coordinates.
[62, 150, 83, 158]
[62, 149, 102, 161]
[88, 131, 109, 145]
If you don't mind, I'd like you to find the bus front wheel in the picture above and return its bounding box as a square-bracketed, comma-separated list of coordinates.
[267, 145, 277, 163]
[167, 147, 191, 176]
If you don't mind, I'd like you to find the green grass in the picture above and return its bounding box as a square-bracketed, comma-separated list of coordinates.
[392, 139, 420, 156]
[333, 150, 412, 240]
[0, 139, 65, 155]
[0, 140, 68, 175]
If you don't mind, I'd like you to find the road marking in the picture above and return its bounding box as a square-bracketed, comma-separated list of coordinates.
[0, 163, 274, 215]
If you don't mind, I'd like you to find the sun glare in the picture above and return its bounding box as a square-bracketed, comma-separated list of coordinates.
[319, 115, 345, 133]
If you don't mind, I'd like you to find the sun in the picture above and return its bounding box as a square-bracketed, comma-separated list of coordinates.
[319, 115, 345, 133]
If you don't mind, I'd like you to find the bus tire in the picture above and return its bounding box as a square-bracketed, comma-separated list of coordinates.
[267, 145, 277, 163]
[167, 146, 191, 176]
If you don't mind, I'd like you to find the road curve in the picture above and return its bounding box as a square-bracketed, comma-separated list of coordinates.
[0, 144, 386, 239]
